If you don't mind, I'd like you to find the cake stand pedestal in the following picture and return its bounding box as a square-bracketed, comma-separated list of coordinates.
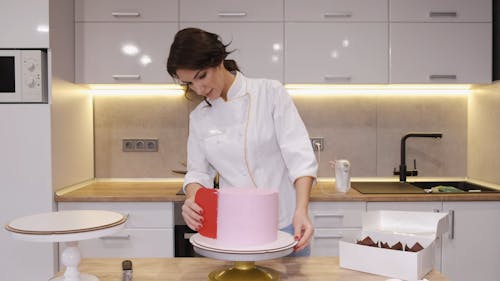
[190, 231, 296, 281]
[5, 210, 127, 281]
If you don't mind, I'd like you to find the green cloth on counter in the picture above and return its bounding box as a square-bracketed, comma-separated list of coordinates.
[431, 185, 464, 193]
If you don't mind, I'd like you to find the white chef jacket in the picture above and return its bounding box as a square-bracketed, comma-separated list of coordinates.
[183, 72, 318, 228]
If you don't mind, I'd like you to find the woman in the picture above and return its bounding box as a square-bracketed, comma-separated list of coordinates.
[167, 28, 318, 255]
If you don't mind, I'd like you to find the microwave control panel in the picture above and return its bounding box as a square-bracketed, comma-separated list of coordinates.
[21, 50, 47, 102]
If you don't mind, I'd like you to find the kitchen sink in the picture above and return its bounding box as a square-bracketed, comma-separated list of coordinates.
[409, 181, 500, 193]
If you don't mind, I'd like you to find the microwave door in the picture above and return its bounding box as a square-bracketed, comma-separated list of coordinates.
[0, 50, 21, 102]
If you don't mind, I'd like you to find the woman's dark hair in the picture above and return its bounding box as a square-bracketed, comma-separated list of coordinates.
[166, 28, 240, 105]
[167, 27, 239, 78]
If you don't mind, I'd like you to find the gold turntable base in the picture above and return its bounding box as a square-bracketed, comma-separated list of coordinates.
[208, 261, 280, 281]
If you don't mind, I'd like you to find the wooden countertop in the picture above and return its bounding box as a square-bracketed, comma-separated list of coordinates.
[57, 257, 448, 281]
[55, 178, 500, 202]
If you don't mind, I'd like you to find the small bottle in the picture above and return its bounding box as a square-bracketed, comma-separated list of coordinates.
[334, 159, 351, 193]
[122, 260, 133, 281]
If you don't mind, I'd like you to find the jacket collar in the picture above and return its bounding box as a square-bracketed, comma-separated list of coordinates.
[225, 71, 246, 101]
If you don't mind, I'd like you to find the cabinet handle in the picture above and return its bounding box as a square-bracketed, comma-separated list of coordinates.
[184, 233, 196, 239]
[218, 12, 247, 17]
[112, 12, 141, 17]
[448, 210, 455, 240]
[313, 213, 344, 218]
[429, 12, 457, 18]
[323, 12, 352, 18]
[315, 234, 343, 239]
[324, 75, 352, 82]
[100, 234, 131, 240]
[429, 74, 457, 80]
[112, 74, 141, 80]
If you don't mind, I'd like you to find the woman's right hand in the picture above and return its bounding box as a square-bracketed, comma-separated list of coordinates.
[182, 183, 204, 231]
[182, 197, 203, 231]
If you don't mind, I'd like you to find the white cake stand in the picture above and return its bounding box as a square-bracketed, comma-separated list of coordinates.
[190, 231, 297, 281]
[5, 210, 127, 281]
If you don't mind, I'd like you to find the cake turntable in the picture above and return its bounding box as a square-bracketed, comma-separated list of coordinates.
[190, 231, 297, 281]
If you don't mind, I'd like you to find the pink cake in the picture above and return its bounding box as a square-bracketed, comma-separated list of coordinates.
[195, 187, 278, 247]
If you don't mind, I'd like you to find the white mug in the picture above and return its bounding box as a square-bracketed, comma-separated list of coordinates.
[331, 160, 351, 192]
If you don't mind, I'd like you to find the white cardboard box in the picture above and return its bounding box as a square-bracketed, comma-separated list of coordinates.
[339, 210, 449, 281]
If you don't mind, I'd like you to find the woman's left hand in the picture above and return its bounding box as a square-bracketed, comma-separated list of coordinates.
[292, 210, 314, 252]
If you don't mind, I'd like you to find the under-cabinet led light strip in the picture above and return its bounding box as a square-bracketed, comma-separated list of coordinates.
[88, 84, 471, 96]
[89, 84, 185, 96]
[285, 84, 471, 96]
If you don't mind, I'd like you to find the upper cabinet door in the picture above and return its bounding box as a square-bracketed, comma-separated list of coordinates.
[390, 23, 492, 84]
[181, 23, 284, 82]
[75, 0, 178, 22]
[390, 0, 491, 22]
[75, 23, 177, 83]
[285, 23, 388, 84]
[285, 0, 388, 22]
[180, 0, 283, 22]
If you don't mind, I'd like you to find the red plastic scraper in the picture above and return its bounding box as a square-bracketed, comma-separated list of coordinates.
[194, 187, 218, 239]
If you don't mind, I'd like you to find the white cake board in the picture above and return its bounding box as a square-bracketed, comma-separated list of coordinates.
[190, 231, 297, 261]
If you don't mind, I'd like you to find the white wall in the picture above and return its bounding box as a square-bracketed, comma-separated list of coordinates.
[0, 104, 56, 280]
[50, 0, 94, 191]
[468, 83, 500, 184]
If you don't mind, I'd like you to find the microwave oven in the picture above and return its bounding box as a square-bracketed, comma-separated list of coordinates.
[0, 49, 48, 103]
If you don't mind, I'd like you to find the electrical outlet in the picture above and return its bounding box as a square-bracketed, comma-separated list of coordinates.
[122, 138, 159, 152]
[145, 139, 158, 152]
[122, 139, 136, 152]
[310, 137, 324, 151]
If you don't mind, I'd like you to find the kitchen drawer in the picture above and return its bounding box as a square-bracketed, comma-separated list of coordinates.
[75, 0, 178, 22]
[180, 0, 283, 22]
[62, 228, 174, 258]
[311, 228, 360, 256]
[58, 202, 174, 228]
[310, 202, 365, 228]
[390, 23, 491, 84]
[285, 0, 388, 22]
[75, 22, 177, 84]
[390, 0, 491, 22]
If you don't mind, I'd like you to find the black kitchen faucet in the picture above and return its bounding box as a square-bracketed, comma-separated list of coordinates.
[395, 132, 443, 182]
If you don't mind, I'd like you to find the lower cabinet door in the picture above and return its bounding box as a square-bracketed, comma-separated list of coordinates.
[59, 228, 173, 261]
[311, 228, 360, 256]
[442, 201, 500, 281]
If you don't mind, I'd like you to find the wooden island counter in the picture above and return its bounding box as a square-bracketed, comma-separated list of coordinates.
[64, 257, 448, 281]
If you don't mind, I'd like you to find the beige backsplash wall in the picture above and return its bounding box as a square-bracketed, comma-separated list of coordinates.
[468, 83, 500, 184]
[94, 92, 468, 179]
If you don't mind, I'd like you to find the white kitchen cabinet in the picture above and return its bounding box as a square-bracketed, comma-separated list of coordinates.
[390, 23, 491, 84]
[75, 22, 177, 83]
[390, 0, 492, 22]
[366, 201, 444, 271]
[285, 0, 388, 22]
[285, 23, 388, 84]
[0, 0, 49, 48]
[309, 202, 365, 256]
[181, 22, 283, 81]
[58, 202, 174, 258]
[441, 201, 500, 281]
[75, 0, 178, 22]
[180, 0, 283, 22]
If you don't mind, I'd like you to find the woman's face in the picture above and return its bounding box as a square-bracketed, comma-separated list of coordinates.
[176, 64, 226, 100]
